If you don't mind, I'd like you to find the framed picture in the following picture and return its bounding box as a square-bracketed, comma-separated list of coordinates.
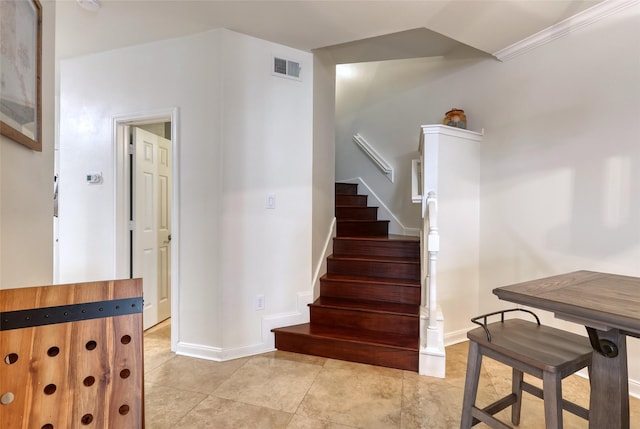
[0, 0, 42, 151]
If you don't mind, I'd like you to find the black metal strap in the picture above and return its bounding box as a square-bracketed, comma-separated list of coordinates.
[586, 326, 619, 358]
[471, 308, 541, 342]
[0, 297, 143, 331]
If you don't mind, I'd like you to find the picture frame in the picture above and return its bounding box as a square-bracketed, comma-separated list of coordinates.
[0, 0, 42, 151]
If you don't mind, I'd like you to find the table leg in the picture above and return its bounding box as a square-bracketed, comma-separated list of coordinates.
[588, 328, 629, 429]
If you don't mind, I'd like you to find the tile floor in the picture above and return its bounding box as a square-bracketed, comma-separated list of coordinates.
[144, 320, 639, 428]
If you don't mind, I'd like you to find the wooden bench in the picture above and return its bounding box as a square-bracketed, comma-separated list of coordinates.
[460, 309, 592, 429]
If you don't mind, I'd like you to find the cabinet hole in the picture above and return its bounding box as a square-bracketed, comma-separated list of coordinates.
[4, 353, 18, 365]
[43, 384, 57, 395]
[120, 335, 132, 344]
[85, 340, 97, 351]
[47, 347, 60, 357]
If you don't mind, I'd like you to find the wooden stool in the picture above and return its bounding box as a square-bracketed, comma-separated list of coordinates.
[460, 309, 591, 429]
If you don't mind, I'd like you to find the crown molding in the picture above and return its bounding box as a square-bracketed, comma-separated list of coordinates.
[493, 0, 639, 62]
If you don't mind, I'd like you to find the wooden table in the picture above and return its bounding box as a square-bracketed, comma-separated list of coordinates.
[493, 270, 640, 429]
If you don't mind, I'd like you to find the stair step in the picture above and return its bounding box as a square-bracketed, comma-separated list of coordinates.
[335, 182, 358, 195]
[336, 220, 389, 237]
[335, 206, 378, 220]
[335, 194, 368, 207]
[272, 182, 421, 371]
[320, 274, 420, 305]
[272, 323, 419, 371]
[312, 296, 419, 316]
[310, 297, 419, 336]
[333, 236, 419, 259]
[327, 255, 419, 281]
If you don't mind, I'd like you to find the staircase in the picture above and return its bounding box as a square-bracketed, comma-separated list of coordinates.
[272, 183, 420, 371]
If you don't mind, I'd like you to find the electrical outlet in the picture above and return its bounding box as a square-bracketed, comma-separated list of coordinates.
[255, 294, 265, 310]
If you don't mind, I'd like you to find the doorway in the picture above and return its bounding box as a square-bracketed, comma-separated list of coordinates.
[114, 109, 179, 345]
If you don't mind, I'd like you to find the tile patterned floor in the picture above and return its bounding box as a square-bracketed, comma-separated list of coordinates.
[144, 320, 640, 428]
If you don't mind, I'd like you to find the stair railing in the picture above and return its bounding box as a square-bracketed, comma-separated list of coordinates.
[424, 191, 439, 331]
[353, 133, 394, 183]
[414, 125, 448, 377]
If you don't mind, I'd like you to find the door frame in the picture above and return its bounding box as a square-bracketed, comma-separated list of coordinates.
[113, 107, 180, 351]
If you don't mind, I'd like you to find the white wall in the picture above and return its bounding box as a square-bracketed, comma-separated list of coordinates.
[335, 51, 488, 233]
[218, 30, 313, 352]
[59, 29, 313, 359]
[474, 6, 640, 392]
[334, 6, 640, 389]
[0, 1, 55, 289]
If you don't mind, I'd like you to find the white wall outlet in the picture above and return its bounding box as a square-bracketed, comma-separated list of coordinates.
[255, 294, 265, 310]
[266, 194, 276, 209]
[86, 171, 102, 184]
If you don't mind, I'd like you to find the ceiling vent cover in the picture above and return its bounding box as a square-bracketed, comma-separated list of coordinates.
[273, 56, 302, 80]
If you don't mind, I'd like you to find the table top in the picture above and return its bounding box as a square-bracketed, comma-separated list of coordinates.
[493, 270, 640, 336]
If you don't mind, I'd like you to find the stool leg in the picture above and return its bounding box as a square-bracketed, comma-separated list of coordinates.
[542, 371, 563, 429]
[461, 341, 483, 429]
[511, 368, 523, 425]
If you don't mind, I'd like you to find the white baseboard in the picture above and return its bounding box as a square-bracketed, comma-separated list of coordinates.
[176, 220, 332, 363]
[175, 291, 313, 362]
[444, 327, 472, 346]
[176, 340, 274, 362]
[630, 378, 640, 400]
[175, 341, 224, 361]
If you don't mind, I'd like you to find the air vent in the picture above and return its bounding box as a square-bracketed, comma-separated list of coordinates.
[273, 56, 302, 81]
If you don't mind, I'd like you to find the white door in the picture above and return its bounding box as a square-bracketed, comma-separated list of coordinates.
[132, 127, 172, 330]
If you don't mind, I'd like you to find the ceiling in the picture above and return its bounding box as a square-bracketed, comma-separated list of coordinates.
[55, 0, 605, 62]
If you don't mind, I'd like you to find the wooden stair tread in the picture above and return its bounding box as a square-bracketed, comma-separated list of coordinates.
[337, 219, 389, 223]
[328, 254, 419, 264]
[273, 182, 420, 371]
[312, 297, 419, 316]
[335, 234, 419, 242]
[321, 273, 419, 287]
[273, 323, 419, 350]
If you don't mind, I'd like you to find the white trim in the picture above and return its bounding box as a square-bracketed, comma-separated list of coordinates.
[493, 0, 639, 61]
[341, 177, 420, 236]
[175, 342, 223, 361]
[411, 159, 422, 204]
[260, 291, 313, 350]
[631, 378, 640, 400]
[112, 107, 180, 352]
[312, 218, 336, 299]
[420, 124, 484, 141]
[176, 340, 273, 362]
[445, 327, 474, 347]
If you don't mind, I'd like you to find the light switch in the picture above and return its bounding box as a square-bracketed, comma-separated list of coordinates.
[266, 194, 276, 209]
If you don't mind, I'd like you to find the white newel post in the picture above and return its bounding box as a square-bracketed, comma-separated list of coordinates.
[416, 125, 483, 378]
